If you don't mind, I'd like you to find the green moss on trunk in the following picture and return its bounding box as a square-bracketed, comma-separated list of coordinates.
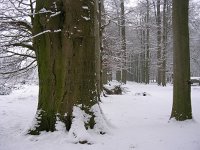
[30, 0, 102, 134]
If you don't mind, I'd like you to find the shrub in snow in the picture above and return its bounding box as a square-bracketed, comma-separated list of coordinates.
[103, 85, 122, 95]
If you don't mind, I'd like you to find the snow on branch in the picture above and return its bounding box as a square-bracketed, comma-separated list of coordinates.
[37, 8, 61, 18]
[50, 11, 61, 18]
[0, 59, 36, 75]
[32, 29, 61, 39]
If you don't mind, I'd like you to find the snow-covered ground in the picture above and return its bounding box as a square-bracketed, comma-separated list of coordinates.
[0, 82, 200, 150]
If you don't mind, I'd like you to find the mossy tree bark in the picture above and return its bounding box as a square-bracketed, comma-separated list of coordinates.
[170, 0, 192, 121]
[30, 0, 104, 136]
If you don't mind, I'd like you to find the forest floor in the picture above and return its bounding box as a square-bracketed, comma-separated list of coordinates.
[0, 82, 200, 150]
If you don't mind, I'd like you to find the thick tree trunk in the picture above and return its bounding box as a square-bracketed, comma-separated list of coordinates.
[30, 0, 107, 140]
[170, 0, 192, 121]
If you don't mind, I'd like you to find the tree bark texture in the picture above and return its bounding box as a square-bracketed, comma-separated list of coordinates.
[30, 0, 105, 137]
[171, 0, 192, 121]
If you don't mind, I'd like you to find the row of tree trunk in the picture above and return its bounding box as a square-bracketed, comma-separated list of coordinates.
[23, 0, 192, 140]
[102, 0, 171, 86]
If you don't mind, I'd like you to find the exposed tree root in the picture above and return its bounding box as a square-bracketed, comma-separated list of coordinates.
[28, 105, 109, 144]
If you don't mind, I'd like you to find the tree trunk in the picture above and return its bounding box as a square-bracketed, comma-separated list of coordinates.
[116, 70, 121, 82]
[156, 0, 162, 85]
[30, 0, 107, 140]
[161, 0, 167, 86]
[138, 16, 145, 83]
[120, 0, 127, 84]
[145, 0, 150, 84]
[102, 68, 108, 84]
[141, 25, 146, 83]
[170, 0, 192, 121]
[99, 0, 107, 89]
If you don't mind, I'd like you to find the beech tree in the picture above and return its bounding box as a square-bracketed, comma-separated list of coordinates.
[170, 0, 192, 120]
[29, 0, 107, 142]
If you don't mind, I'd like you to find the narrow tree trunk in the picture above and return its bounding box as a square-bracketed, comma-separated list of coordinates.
[102, 68, 108, 84]
[139, 16, 145, 83]
[138, 54, 141, 83]
[129, 54, 134, 81]
[161, 0, 167, 86]
[116, 70, 121, 82]
[133, 54, 139, 82]
[30, 0, 107, 139]
[120, 0, 127, 84]
[99, 0, 107, 88]
[156, 0, 162, 85]
[141, 27, 146, 83]
[114, 0, 122, 82]
[170, 0, 192, 121]
[145, 0, 150, 84]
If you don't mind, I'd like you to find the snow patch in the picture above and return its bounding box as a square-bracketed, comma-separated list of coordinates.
[55, 120, 66, 132]
[68, 106, 92, 144]
[91, 104, 109, 134]
[82, 6, 89, 10]
[1, 83, 200, 150]
[50, 11, 61, 17]
[28, 109, 42, 131]
[39, 8, 48, 13]
[82, 16, 90, 21]
[53, 29, 61, 33]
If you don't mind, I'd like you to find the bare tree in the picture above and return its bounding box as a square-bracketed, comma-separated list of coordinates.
[0, 0, 36, 79]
